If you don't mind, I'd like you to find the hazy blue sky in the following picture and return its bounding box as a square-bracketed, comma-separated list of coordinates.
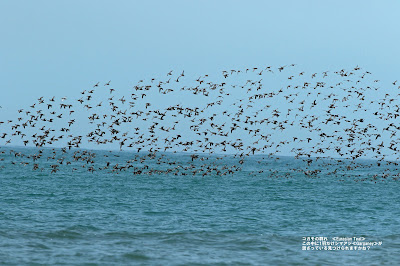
[1, 0, 399, 111]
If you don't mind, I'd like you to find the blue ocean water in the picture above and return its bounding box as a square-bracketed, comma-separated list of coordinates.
[1, 148, 399, 265]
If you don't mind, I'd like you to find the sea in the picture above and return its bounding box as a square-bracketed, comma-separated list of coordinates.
[0, 147, 399, 265]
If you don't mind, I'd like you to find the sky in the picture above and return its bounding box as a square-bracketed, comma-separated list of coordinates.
[1, 0, 400, 158]
[0, 0, 399, 111]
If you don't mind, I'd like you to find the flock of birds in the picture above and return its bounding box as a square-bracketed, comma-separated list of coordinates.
[1, 64, 400, 182]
